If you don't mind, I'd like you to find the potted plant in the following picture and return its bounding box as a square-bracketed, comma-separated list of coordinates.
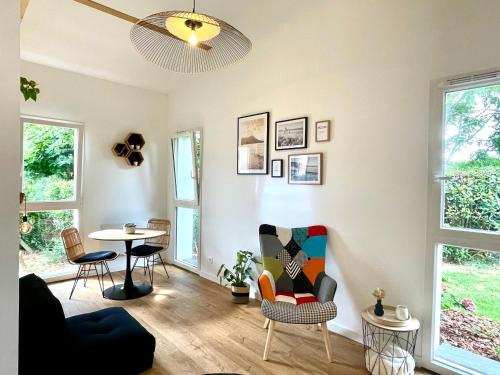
[217, 250, 261, 304]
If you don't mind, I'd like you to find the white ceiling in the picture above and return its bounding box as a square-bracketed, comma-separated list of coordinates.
[21, 0, 308, 94]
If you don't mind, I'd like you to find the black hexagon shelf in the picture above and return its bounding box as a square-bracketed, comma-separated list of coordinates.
[125, 133, 145, 151]
[112, 143, 129, 157]
[126, 150, 144, 167]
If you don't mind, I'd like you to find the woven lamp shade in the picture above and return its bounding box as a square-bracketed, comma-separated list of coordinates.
[130, 11, 252, 74]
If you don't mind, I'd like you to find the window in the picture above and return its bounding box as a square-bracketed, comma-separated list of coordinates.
[171, 130, 201, 269]
[425, 75, 499, 374]
[19, 116, 83, 278]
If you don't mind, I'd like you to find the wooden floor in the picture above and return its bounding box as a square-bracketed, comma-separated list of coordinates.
[50, 265, 432, 375]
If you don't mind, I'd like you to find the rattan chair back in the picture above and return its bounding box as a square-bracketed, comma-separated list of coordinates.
[145, 218, 171, 248]
[61, 227, 86, 263]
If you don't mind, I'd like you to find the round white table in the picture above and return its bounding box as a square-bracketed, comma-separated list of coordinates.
[89, 229, 166, 300]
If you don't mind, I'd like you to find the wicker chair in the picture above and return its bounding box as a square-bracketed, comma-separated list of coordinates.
[130, 218, 171, 285]
[61, 227, 118, 299]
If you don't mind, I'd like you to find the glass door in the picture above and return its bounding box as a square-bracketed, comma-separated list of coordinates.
[171, 130, 201, 270]
[426, 77, 499, 374]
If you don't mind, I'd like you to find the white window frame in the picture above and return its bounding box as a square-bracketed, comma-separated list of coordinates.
[171, 128, 202, 272]
[423, 72, 500, 374]
[20, 116, 84, 277]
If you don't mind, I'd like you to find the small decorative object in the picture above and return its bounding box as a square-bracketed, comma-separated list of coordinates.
[315, 120, 331, 142]
[372, 288, 386, 317]
[19, 194, 32, 234]
[275, 117, 307, 150]
[133, 161, 138, 166]
[123, 223, 136, 234]
[135, 145, 141, 150]
[20, 77, 40, 102]
[217, 250, 261, 304]
[288, 153, 322, 185]
[395, 305, 410, 321]
[237, 112, 269, 175]
[271, 159, 283, 178]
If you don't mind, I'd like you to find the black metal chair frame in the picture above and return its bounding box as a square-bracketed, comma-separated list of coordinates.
[131, 252, 169, 285]
[70, 260, 115, 299]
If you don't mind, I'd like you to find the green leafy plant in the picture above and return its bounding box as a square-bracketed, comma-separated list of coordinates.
[217, 250, 261, 287]
[20, 77, 40, 101]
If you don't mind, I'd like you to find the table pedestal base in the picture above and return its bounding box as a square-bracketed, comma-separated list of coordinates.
[103, 282, 153, 300]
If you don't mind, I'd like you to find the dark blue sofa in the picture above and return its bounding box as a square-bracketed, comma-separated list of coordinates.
[19, 274, 155, 375]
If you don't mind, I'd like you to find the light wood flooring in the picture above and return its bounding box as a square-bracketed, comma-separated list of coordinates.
[49, 265, 433, 375]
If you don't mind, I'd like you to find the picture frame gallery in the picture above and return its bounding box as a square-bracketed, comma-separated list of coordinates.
[237, 112, 328, 182]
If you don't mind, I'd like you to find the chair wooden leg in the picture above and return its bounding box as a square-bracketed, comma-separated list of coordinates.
[263, 318, 270, 329]
[317, 323, 322, 331]
[321, 322, 333, 362]
[263, 320, 275, 361]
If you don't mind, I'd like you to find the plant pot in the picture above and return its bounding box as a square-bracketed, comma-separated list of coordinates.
[231, 284, 250, 304]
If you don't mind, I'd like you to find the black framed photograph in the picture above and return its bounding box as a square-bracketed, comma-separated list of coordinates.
[271, 159, 283, 178]
[275, 117, 307, 150]
[315, 120, 331, 142]
[237, 112, 269, 174]
[288, 153, 322, 185]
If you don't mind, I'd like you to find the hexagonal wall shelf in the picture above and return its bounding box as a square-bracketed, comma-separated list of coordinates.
[126, 150, 144, 167]
[112, 133, 145, 167]
[125, 133, 145, 151]
[112, 143, 129, 157]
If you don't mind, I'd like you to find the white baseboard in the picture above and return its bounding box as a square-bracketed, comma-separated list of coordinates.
[200, 270, 220, 284]
[327, 320, 363, 344]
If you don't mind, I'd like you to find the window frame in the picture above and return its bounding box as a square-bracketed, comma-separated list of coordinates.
[423, 73, 500, 374]
[20, 115, 84, 218]
[171, 128, 202, 272]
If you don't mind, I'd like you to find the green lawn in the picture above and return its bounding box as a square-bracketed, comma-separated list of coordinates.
[442, 262, 500, 321]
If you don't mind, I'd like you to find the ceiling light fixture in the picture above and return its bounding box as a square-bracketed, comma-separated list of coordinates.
[130, 0, 251, 73]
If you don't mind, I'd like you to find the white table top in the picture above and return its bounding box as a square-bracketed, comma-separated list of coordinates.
[361, 306, 420, 331]
[88, 229, 166, 241]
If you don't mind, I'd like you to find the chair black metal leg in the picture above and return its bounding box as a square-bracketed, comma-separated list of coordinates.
[93, 263, 104, 295]
[104, 261, 115, 286]
[69, 265, 83, 300]
[158, 253, 170, 279]
[143, 257, 147, 275]
[131, 257, 139, 273]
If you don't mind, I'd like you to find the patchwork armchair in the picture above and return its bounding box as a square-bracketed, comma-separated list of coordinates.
[258, 224, 338, 362]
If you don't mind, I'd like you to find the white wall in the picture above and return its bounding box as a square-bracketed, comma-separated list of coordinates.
[0, 1, 19, 374]
[21, 62, 169, 253]
[163, 0, 500, 355]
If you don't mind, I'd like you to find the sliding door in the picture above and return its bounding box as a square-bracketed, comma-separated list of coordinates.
[425, 74, 499, 374]
[171, 130, 201, 271]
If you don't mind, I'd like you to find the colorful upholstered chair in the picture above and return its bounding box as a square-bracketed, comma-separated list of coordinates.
[258, 224, 338, 362]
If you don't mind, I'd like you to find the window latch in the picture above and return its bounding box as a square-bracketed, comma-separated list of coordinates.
[434, 175, 452, 182]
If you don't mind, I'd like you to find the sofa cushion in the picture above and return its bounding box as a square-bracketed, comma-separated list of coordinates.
[19, 274, 70, 375]
[67, 307, 156, 375]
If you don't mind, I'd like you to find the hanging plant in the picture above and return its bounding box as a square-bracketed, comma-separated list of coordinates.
[20, 77, 40, 101]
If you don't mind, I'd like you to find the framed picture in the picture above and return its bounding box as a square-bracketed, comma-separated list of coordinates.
[288, 153, 323, 185]
[237, 112, 269, 174]
[315, 120, 331, 142]
[275, 117, 307, 150]
[271, 159, 283, 178]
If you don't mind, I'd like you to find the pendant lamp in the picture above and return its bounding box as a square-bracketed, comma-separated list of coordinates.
[130, 0, 251, 73]
[20, 194, 32, 234]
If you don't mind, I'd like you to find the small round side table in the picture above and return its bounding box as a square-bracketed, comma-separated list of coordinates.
[361, 306, 420, 375]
